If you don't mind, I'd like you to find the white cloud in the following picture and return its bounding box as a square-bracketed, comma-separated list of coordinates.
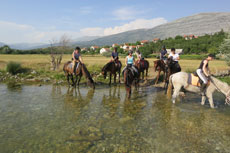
[113, 7, 146, 21]
[0, 17, 167, 44]
[0, 20, 81, 44]
[80, 18, 167, 36]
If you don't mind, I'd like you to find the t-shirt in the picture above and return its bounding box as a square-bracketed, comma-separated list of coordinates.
[127, 56, 134, 64]
[112, 52, 118, 58]
[168, 53, 179, 62]
[160, 49, 167, 59]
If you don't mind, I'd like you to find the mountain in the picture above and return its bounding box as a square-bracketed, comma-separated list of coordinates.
[9, 43, 49, 50]
[72, 12, 230, 47]
[72, 36, 101, 42]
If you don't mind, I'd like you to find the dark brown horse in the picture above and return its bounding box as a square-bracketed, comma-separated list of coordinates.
[135, 59, 149, 80]
[63, 61, 95, 89]
[123, 65, 139, 98]
[101, 59, 122, 85]
[153, 59, 167, 84]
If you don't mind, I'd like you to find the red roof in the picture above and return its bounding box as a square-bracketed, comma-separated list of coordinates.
[141, 40, 149, 43]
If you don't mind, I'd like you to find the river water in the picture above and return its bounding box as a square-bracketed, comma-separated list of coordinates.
[0, 83, 230, 153]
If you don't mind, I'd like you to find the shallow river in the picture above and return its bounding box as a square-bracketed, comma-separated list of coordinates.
[0, 83, 230, 153]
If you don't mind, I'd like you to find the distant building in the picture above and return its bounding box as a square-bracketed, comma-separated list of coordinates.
[129, 45, 137, 50]
[184, 34, 197, 40]
[112, 43, 119, 47]
[166, 49, 183, 54]
[100, 48, 111, 54]
[136, 45, 144, 49]
[82, 47, 89, 51]
[153, 38, 160, 43]
[90, 46, 99, 50]
[140, 40, 149, 45]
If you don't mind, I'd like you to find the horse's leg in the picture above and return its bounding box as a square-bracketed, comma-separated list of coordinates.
[109, 72, 112, 86]
[172, 86, 181, 104]
[70, 75, 75, 87]
[146, 68, 148, 79]
[118, 71, 121, 84]
[155, 70, 160, 85]
[114, 73, 116, 85]
[66, 74, 71, 86]
[201, 94, 207, 105]
[77, 75, 81, 86]
[206, 90, 215, 108]
[142, 71, 144, 80]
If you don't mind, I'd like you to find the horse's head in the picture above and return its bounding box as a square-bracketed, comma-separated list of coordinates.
[88, 78, 95, 89]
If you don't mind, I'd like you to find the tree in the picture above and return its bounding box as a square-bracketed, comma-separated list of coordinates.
[49, 34, 71, 71]
[219, 33, 230, 66]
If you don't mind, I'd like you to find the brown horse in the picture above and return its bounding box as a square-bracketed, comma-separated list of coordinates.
[63, 61, 95, 89]
[101, 59, 122, 85]
[135, 59, 149, 80]
[123, 65, 139, 98]
[153, 59, 167, 84]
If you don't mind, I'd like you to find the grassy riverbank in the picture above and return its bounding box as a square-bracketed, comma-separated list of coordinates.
[0, 54, 229, 84]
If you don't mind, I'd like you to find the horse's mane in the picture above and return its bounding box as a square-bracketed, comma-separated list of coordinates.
[102, 62, 113, 72]
[211, 76, 230, 91]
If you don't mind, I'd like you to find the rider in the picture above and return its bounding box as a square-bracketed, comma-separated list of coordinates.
[72, 46, 84, 74]
[160, 45, 168, 63]
[122, 50, 138, 75]
[196, 54, 215, 92]
[111, 47, 119, 62]
[168, 48, 181, 72]
[136, 50, 143, 63]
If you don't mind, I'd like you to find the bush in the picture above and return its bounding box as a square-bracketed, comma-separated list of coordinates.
[6, 62, 23, 75]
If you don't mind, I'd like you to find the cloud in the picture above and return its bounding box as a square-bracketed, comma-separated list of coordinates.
[0, 20, 80, 44]
[80, 18, 167, 36]
[0, 17, 167, 44]
[113, 7, 146, 20]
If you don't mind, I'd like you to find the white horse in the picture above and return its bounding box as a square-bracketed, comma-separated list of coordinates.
[167, 72, 230, 108]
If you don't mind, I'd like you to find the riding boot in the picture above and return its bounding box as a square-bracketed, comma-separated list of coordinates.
[73, 62, 77, 74]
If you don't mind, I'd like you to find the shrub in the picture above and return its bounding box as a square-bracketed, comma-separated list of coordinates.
[6, 62, 22, 75]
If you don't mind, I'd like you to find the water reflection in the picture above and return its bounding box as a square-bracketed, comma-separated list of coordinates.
[6, 81, 22, 92]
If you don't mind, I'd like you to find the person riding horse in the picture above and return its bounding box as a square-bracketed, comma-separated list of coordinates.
[160, 45, 168, 64]
[196, 54, 215, 92]
[168, 48, 181, 72]
[136, 50, 143, 63]
[72, 46, 84, 74]
[122, 50, 138, 76]
[110, 47, 120, 66]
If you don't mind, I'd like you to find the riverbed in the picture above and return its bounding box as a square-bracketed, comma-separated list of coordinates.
[0, 84, 229, 153]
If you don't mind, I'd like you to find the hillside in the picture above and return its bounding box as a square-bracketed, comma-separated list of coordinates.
[73, 12, 230, 47]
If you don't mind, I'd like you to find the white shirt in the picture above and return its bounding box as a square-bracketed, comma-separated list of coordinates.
[169, 53, 179, 62]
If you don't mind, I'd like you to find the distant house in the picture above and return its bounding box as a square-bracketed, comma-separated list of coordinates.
[140, 40, 149, 45]
[166, 49, 183, 54]
[90, 46, 99, 50]
[136, 45, 144, 49]
[82, 47, 89, 51]
[122, 43, 129, 50]
[100, 48, 111, 54]
[184, 34, 197, 40]
[153, 38, 160, 43]
[129, 45, 136, 50]
[112, 43, 119, 47]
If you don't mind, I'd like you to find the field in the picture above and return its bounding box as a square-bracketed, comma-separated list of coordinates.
[0, 54, 228, 77]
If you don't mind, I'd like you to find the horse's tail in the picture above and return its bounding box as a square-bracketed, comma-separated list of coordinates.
[167, 75, 173, 98]
[82, 64, 95, 89]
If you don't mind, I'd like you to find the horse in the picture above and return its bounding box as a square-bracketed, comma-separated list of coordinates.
[63, 61, 95, 89]
[153, 59, 167, 84]
[164, 57, 181, 91]
[167, 72, 230, 108]
[123, 65, 139, 98]
[101, 59, 122, 85]
[135, 59, 149, 80]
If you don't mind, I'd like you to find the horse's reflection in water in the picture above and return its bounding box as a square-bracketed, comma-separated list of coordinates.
[64, 87, 95, 109]
[102, 85, 121, 117]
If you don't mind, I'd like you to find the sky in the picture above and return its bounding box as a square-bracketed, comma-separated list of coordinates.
[0, 0, 230, 44]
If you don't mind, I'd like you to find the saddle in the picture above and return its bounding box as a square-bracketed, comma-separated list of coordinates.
[188, 73, 201, 87]
[188, 73, 210, 87]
